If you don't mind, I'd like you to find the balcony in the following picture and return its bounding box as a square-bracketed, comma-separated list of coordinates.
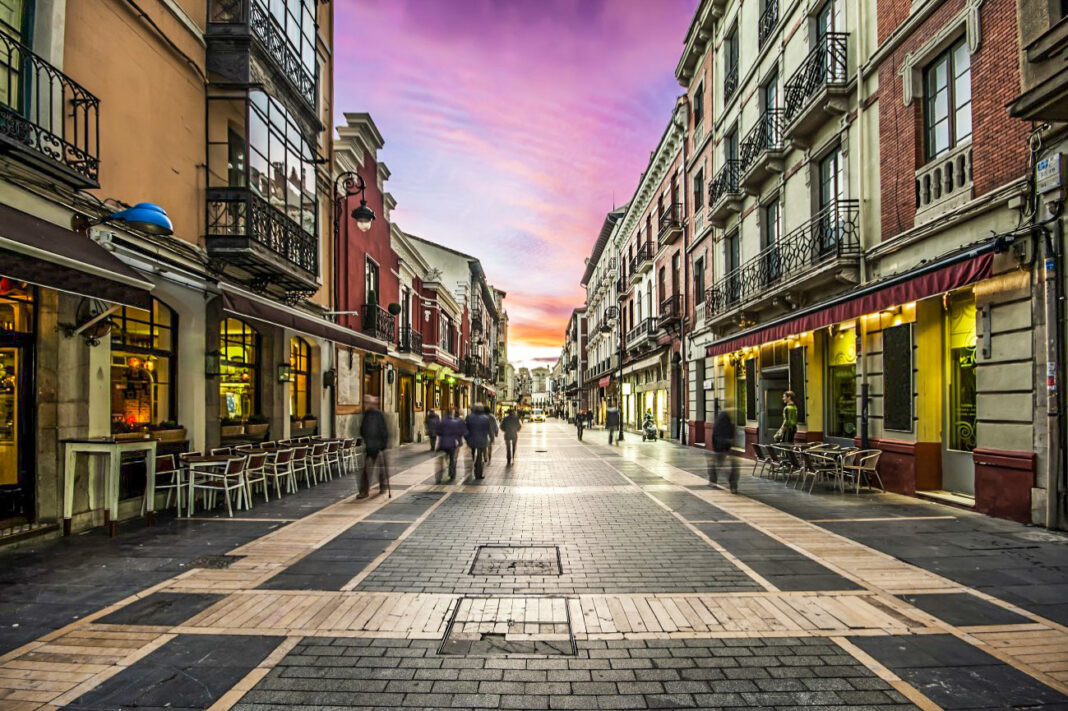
[660, 294, 682, 327]
[471, 309, 483, 334]
[707, 160, 744, 228]
[704, 200, 861, 325]
[629, 242, 654, 283]
[739, 109, 786, 191]
[397, 325, 423, 355]
[783, 33, 849, 147]
[0, 32, 99, 188]
[758, 0, 779, 49]
[626, 317, 659, 352]
[362, 303, 396, 343]
[724, 61, 739, 104]
[205, 188, 319, 292]
[616, 275, 630, 295]
[915, 141, 973, 226]
[657, 203, 685, 247]
[207, 0, 318, 120]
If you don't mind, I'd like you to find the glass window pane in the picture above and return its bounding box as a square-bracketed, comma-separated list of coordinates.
[955, 103, 972, 142]
[934, 120, 950, 154]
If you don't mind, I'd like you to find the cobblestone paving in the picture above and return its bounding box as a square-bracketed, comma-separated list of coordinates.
[3, 421, 1068, 711]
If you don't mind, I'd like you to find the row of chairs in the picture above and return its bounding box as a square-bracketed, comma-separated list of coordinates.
[148, 438, 360, 517]
[752, 442, 884, 494]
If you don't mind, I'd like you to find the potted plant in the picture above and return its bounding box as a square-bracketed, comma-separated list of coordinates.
[246, 414, 269, 440]
[149, 420, 186, 442]
[220, 417, 244, 438]
[301, 413, 318, 430]
[113, 420, 148, 442]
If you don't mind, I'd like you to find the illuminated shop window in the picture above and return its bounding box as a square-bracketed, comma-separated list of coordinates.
[946, 291, 977, 452]
[290, 336, 310, 417]
[220, 318, 259, 421]
[111, 299, 176, 429]
[827, 324, 857, 438]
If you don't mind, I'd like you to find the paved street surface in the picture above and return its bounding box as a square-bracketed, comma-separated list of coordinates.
[2, 421, 1068, 710]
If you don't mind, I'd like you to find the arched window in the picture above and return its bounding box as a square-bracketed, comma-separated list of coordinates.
[111, 298, 176, 429]
[220, 318, 259, 421]
[289, 336, 310, 417]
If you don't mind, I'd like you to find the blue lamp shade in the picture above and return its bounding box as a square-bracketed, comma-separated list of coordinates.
[110, 203, 173, 236]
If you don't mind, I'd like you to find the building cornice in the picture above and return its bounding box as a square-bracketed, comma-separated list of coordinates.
[613, 112, 686, 250]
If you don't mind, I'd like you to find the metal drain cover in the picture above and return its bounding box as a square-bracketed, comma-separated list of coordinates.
[185, 554, 245, 569]
[470, 545, 561, 576]
[439, 597, 575, 656]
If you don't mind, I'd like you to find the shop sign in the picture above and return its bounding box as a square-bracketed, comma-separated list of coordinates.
[622, 383, 632, 395]
[703, 379, 713, 390]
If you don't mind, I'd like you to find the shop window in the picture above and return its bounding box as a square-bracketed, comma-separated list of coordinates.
[694, 258, 705, 304]
[734, 361, 746, 422]
[220, 318, 259, 421]
[826, 324, 857, 438]
[289, 336, 311, 417]
[111, 299, 176, 430]
[788, 346, 807, 423]
[745, 358, 757, 421]
[924, 38, 971, 160]
[883, 323, 913, 431]
[0, 280, 33, 510]
[946, 292, 977, 451]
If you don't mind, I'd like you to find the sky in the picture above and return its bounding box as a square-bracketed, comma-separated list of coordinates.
[335, 0, 699, 368]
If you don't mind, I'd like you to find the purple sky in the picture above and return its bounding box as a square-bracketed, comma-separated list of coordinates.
[335, 0, 698, 365]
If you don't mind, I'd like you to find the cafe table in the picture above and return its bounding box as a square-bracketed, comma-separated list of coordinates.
[61, 437, 157, 537]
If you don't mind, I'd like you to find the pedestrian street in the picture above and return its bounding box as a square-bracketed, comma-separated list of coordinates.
[1, 421, 1067, 711]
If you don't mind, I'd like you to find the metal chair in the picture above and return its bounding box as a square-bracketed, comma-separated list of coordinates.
[189, 456, 248, 517]
[341, 438, 357, 474]
[324, 440, 343, 480]
[309, 442, 328, 485]
[210, 447, 232, 455]
[751, 443, 773, 478]
[244, 451, 270, 504]
[144, 454, 184, 516]
[290, 445, 312, 488]
[265, 448, 296, 497]
[842, 449, 884, 492]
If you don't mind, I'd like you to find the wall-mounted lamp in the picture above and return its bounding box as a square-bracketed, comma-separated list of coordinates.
[323, 368, 336, 388]
[205, 351, 221, 377]
[335, 172, 375, 232]
[72, 203, 174, 236]
[277, 364, 293, 382]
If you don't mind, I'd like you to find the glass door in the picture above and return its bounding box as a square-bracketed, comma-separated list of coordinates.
[943, 291, 977, 495]
[0, 282, 35, 522]
[817, 148, 845, 255]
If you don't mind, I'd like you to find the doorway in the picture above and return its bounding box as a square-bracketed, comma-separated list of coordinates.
[0, 283, 35, 523]
[942, 291, 977, 496]
[399, 374, 414, 443]
[759, 367, 789, 444]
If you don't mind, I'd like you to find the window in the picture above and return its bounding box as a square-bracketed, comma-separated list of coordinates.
[0, 0, 29, 110]
[726, 130, 739, 163]
[788, 346, 807, 423]
[693, 82, 705, 126]
[725, 230, 741, 303]
[725, 26, 739, 100]
[763, 200, 781, 283]
[883, 324, 912, 431]
[219, 318, 260, 422]
[263, 0, 317, 79]
[658, 267, 666, 303]
[826, 323, 857, 438]
[289, 337, 311, 417]
[693, 168, 704, 210]
[111, 299, 176, 429]
[694, 257, 706, 304]
[365, 258, 380, 304]
[745, 358, 757, 421]
[924, 39, 972, 159]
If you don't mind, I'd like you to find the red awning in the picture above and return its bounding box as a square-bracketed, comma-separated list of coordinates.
[707, 252, 993, 357]
[598, 376, 612, 388]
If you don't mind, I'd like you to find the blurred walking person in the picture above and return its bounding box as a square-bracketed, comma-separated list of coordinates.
[435, 409, 466, 483]
[464, 404, 492, 479]
[425, 408, 440, 451]
[486, 408, 499, 464]
[358, 396, 390, 498]
[709, 409, 739, 493]
[500, 408, 522, 465]
[575, 409, 585, 441]
[605, 404, 620, 445]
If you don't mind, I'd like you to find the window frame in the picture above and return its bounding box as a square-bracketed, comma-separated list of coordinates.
[923, 37, 972, 160]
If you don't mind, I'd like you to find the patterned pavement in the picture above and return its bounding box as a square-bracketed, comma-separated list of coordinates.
[0, 421, 1067, 710]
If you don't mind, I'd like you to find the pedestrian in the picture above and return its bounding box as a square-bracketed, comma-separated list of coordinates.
[486, 408, 499, 464]
[709, 409, 739, 493]
[605, 404, 620, 445]
[358, 396, 390, 499]
[435, 409, 466, 482]
[575, 409, 585, 441]
[425, 408, 440, 451]
[775, 390, 799, 444]
[464, 404, 492, 479]
[500, 408, 522, 465]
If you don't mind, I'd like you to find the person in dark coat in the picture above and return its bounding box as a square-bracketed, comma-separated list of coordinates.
[435, 409, 467, 482]
[464, 404, 492, 479]
[425, 409, 440, 451]
[575, 409, 585, 441]
[709, 409, 739, 493]
[605, 405, 621, 445]
[500, 409, 522, 465]
[486, 408, 499, 464]
[358, 396, 390, 498]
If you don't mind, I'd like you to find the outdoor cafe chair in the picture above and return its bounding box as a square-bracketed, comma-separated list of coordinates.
[800, 449, 840, 493]
[290, 445, 311, 488]
[309, 442, 328, 485]
[842, 449, 885, 493]
[341, 438, 357, 474]
[210, 447, 232, 456]
[189, 456, 248, 517]
[265, 448, 296, 497]
[144, 454, 184, 517]
[234, 444, 254, 452]
[244, 451, 270, 504]
[751, 443, 773, 478]
[324, 440, 342, 480]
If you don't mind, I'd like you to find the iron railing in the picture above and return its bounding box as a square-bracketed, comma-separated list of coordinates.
[206, 189, 319, 275]
[784, 33, 848, 126]
[471, 309, 483, 333]
[616, 276, 628, 294]
[657, 203, 684, 246]
[724, 60, 739, 102]
[208, 0, 317, 111]
[704, 200, 860, 319]
[626, 317, 659, 346]
[759, 0, 779, 48]
[709, 159, 743, 207]
[660, 294, 682, 323]
[398, 325, 423, 354]
[0, 31, 99, 187]
[739, 109, 784, 171]
[629, 242, 654, 274]
[362, 303, 396, 343]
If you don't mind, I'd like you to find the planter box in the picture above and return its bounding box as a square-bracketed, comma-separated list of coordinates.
[246, 423, 269, 440]
[152, 428, 186, 443]
[114, 432, 149, 442]
[221, 425, 245, 438]
[301, 418, 318, 429]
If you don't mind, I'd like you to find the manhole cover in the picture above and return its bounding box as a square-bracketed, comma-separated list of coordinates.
[439, 597, 575, 656]
[185, 554, 245, 569]
[470, 545, 561, 576]
[1015, 530, 1068, 544]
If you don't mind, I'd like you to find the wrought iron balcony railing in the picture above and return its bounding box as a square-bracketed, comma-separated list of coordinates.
[660, 294, 682, 323]
[0, 31, 99, 187]
[208, 0, 317, 112]
[784, 33, 848, 126]
[709, 159, 743, 208]
[626, 317, 659, 346]
[759, 0, 779, 48]
[397, 325, 423, 354]
[739, 109, 785, 173]
[704, 200, 860, 319]
[657, 203, 684, 246]
[362, 303, 396, 343]
[205, 188, 319, 290]
[471, 309, 483, 333]
[724, 61, 739, 103]
[629, 242, 654, 276]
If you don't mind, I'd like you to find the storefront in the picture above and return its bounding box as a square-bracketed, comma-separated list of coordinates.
[0, 281, 35, 523]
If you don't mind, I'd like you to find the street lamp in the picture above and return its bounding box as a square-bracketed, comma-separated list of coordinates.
[72, 202, 174, 236]
[336, 171, 376, 233]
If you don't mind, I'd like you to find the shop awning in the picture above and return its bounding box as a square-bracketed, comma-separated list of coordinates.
[221, 285, 388, 354]
[706, 245, 996, 357]
[0, 203, 154, 308]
